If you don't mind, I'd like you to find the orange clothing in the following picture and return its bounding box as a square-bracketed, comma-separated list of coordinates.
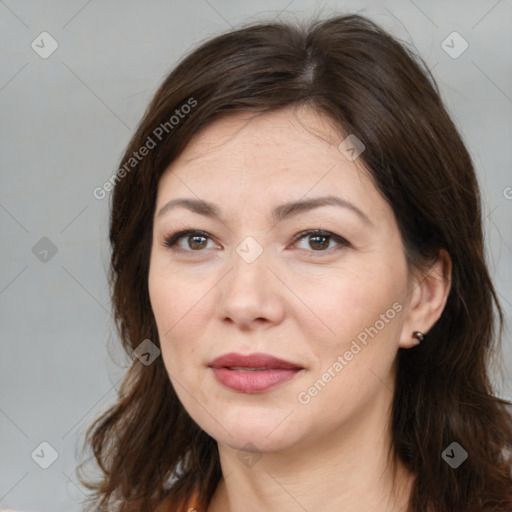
[155, 491, 200, 511]
[185, 493, 199, 511]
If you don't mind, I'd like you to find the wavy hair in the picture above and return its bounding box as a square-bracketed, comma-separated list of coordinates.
[76, 13, 512, 512]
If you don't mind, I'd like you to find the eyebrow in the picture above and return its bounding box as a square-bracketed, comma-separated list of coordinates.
[156, 195, 372, 226]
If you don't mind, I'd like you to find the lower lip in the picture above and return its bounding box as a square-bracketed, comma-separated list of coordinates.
[211, 367, 301, 393]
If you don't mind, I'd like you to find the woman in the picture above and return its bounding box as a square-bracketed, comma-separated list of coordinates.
[77, 13, 512, 512]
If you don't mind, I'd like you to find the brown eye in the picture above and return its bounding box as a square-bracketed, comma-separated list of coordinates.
[163, 230, 215, 252]
[293, 229, 349, 255]
[308, 234, 330, 250]
[187, 235, 208, 250]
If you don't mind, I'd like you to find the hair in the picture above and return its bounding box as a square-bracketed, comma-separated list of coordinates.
[76, 13, 512, 512]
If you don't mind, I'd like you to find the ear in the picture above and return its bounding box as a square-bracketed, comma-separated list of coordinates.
[399, 249, 452, 349]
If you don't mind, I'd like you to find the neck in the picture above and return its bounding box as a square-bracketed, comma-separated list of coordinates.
[207, 384, 415, 512]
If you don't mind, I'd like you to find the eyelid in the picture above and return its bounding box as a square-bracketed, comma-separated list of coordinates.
[291, 229, 349, 254]
[161, 228, 349, 255]
[162, 229, 218, 251]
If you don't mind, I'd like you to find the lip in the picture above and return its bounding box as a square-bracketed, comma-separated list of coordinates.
[210, 352, 302, 370]
[209, 352, 304, 393]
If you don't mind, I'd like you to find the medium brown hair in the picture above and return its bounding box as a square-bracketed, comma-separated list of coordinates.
[76, 13, 512, 512]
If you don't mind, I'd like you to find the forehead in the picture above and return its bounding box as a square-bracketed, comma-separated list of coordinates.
[155, 107, 394, 229]
[182, 106, 344, 158]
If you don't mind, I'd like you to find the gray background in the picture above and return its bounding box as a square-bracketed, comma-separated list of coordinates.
[1, 0, 511, 510]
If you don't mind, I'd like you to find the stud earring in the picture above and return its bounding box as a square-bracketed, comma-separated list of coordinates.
[413, 330, 425, 343]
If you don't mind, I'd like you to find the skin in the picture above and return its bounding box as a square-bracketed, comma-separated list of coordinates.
[148, 105, 452, 512]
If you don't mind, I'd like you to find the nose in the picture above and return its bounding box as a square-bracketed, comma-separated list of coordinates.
[217, 244, 285, 329]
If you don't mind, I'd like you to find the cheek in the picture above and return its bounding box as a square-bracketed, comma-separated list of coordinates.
[296, 262, 401, 341]
[149, 258, 204, 331]
[148, 264, 213, 375]
[296, 259, 406, 396]
[298, 283, 403, 418]
[149, 269, 187, 356]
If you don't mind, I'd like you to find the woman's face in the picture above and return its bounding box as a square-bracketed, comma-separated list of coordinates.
[148, 106, 417, 454]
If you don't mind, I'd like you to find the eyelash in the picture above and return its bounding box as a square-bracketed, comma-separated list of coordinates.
[161, 229, 349, 257]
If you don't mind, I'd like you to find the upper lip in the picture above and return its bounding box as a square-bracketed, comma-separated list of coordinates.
[209, 352, 303, 370]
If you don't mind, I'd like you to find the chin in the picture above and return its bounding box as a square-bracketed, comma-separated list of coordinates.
[219, 429, 300, 455]
[198, 411, 303, 454]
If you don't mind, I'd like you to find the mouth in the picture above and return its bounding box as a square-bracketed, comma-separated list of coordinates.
[228, 367, 275, 371]
[209, 352, 303, 370]
[209, 352, 304, 393]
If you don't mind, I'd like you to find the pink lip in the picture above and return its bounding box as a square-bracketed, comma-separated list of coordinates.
[209, 352, 304, 393]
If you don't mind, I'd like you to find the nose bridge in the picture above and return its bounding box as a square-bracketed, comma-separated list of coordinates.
[234, 234, 266, 266]
[217, 233, 283, 324]
[228, 233, 269, 291]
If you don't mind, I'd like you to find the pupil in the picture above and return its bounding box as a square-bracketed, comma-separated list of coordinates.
[190, 236, 206, 249]
[311, 235, 328, 250]
[187, 234, 330, 251]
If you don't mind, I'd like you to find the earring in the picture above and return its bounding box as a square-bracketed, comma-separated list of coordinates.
[413, 331, 425, 343]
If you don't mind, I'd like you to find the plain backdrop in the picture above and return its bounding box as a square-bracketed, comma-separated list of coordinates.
[1, 1, 511, 510]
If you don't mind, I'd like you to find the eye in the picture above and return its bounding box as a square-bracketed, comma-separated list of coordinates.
[162, 229, 218, 252]
[292, 229, 349, 255]
[161, 229, 349, 255]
